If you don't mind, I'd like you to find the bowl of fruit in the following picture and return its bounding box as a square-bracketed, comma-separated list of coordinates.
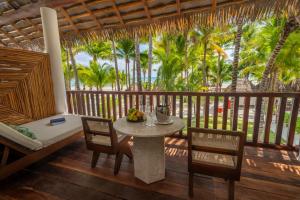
[126, 108, 145, 122]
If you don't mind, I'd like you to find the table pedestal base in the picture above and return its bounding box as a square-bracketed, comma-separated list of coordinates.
[132, 136, 165, 184]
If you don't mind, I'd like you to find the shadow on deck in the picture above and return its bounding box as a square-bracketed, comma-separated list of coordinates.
[0, 137, 299, 200]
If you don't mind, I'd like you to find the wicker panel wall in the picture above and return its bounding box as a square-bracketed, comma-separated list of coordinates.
[0, 47, 56, 125]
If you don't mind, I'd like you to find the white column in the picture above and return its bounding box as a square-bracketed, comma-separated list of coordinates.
[40, 7, 66, 114]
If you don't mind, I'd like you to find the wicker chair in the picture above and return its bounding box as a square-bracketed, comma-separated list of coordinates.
[188, 128, 245, 200]
[81, 117, 132, 175]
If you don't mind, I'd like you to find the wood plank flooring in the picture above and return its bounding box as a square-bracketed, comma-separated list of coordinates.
[0, 137, 299, 200]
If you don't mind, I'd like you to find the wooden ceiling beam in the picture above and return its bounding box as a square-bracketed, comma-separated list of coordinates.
[10, 24, 32, 42]
[142, 0, 152, 20]
[176, 0, 181, 15]
[212, 0, 217, 12]
[112, 1, 124, 25]
[80, 0, 102, 29]
[0, 29, 20, 47]
[25, 18, 42, 33]
[0, 39, 6, 46]
[60, 7, 79, 33]
[0, 0, 79, 27]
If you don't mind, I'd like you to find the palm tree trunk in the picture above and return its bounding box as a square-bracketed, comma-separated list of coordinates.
[126, 58, 131, 90]
[231, 20, 243, 92]
[260, 16, 299, 91]
[135, 36, 142, 91]
[68, 46, 80, 90]
[217, 53, 221, 92]
[230, 20, 243, 127]
[65, 48, 71, 90]
[125, 59, 128, 89]
[147, 34, 153, 91]
[132, 59, 136, 91]
[202, 41, 208, 88]
[112, 40, 121, 91]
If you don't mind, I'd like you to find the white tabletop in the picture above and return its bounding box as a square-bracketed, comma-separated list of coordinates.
[113, 116, 185, 137]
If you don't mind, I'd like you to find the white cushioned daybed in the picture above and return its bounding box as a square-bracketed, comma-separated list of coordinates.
[0, 114, 83, 180]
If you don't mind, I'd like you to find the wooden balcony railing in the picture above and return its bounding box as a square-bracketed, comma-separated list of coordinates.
[66, 91, 300, 150]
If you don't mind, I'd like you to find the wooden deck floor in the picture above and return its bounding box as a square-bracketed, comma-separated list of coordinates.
[1, 137, 300, 200]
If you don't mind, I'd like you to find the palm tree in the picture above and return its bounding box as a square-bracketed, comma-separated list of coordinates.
[260, 16, 300, 91]
[68, 46, 80, 90]
[231, 20, 243, 92]
[140, 51, 148, 83]
[119, 71, 127, 91]
[117, 39, 135, 90]
[112, 39, 120, 91]
[154, 48, 181, 91]
[80, 61, 112, 91]
[147, 34, 153, 90]
[135, 36, 142, 91]
[198, 27, 214, 87]
[81, 41, 111, 62]
[61, 47, 72, 90]
[108, 67, 117, 90]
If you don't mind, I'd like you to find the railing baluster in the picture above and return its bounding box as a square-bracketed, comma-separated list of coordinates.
[264, 97, 274, 144]
[112, 94, 117, 121]
[66, 92, 72, 114]
[91, 93, 95, 116]
[82, 93, 87, 115]
[196, 95, 200, 128]
[107, 94, 111, 119]
[76, 92, 82, 115]
[179, 95, 183, 136]
[136, 94, 139, 110]
[96, 93, 100, 116]
[222, 96, 228, 130]
[288, 97, 300, 147]
[101, 93, 106, 118]
[118, 94, 122, 118]
[86, 92, 91, 116]
[213, 96, 219, 129]
[275, 97, 287, 145]
[172, 95, 176, 116]
[73, 92, 78, 114]
[150, 94, 153, 112]
[187, 95, 192, 129]
[243, 97, 250, 141]
[204, 96, 209, 128]
[142, 94, 146, 111]
[129, 94, 133, 108]
[124, 94, 128, 116]
[232, 96, 239, 131]
[165, 95, 169, 105]
[253, 97, 262, 144]
[65, 91, 300, 149]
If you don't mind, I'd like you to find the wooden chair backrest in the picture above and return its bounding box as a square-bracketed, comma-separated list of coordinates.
[188, 128, 245, 174]
[81, 117, 117, 148]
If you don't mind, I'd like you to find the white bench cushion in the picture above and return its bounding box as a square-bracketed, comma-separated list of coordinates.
[0, 122, 43, 151]
[22, 114, 83, 148]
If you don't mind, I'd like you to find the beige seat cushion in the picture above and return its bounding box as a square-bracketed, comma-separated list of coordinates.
[22, 114, 83, 147]
[91, 134, 126, 146]
[192, 132, 239, 151]
[0, 122, 43, 151]
[192, 150, 237, 168]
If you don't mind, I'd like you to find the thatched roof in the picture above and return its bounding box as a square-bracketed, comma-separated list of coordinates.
[0, 0, 299, 50]
[224, 78, 254, 92]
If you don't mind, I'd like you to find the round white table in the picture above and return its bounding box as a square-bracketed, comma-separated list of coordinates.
[113, 116, 185, 184]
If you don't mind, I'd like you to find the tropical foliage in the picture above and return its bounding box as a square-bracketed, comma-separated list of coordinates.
[62, 15, 300, 92]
